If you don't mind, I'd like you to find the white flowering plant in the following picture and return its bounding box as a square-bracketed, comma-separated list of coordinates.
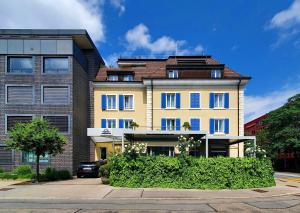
[176, 135, 202, 156]
[244, 140, 267, 158]
[124, 142, 147, 159]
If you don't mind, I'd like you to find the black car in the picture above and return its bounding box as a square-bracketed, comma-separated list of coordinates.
[77, 162, 100, 178]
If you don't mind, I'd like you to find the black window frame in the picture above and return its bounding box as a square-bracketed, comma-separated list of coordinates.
[42, 57, 70, 74]
[7, 56, 34, 74]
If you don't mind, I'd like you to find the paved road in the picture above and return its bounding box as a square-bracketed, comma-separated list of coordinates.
[1, 177, 300, 212]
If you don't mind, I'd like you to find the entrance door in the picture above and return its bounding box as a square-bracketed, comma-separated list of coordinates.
[100, 147, 107, 159]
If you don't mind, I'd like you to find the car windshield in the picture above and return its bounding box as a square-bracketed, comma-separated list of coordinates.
[80, 162, 96, 167]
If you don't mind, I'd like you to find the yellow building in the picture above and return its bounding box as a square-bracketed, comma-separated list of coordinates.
[88, 56, 255, 159]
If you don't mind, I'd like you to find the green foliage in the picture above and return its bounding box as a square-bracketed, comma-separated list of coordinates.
[177, 135, 201, 156]
[99, 164, 111, 178]
[182, 122, 191, 130]
[244, 140, 267, 159]
[0, 172, 18, 180]
[129, 121, 139, 130]
[44, 167, 71, 181]
[0, 167, 4, 173]
[263, 93, 300, 157]
[124, 142, 147, 159]
[109, 156, 275, 189]
[12, 165, 33, 179]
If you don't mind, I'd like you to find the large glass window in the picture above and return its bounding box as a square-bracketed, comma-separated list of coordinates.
[166, 93, 176, 108]
[124, 95, 134, 110]
[124, 119, 133, 129]
[211, 70, 221, 78]
[107, 75, 118, 81]
[214, 93, 224, 108]
[43, 57, 69, 73]
[107, 119, 116, 128]
[7, 57, 33, 74]
[22, 152, 49, 163]
[6, 116, 32, 132]
[214, 119, 225, 133]
[43, 116, 69, 133]
[107, 95, 116, 110]
[166, 119, 176, 131]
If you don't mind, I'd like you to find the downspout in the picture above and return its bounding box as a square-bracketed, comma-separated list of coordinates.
[151, 79, 154, 130]
[237, 79, 241, 157]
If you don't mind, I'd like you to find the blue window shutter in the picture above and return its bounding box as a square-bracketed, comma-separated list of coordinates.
[101, 95, 107, 110]
[119, 119, 124, 128]
[224, 93, 229, 109]
[190, 93, 200, 108]
[101, 119, 107, 128]
[225, 119, 229, 134]
[161, 118, 166, 130]
[176, 118, 181, 131]
[161, 93, 166, 109]
[119, 95, 124, 111]
[209, 93, 214, 108]
[210, 119, 215, 134]
[176, 93, 181, 109]
[190, 118, 200, 131]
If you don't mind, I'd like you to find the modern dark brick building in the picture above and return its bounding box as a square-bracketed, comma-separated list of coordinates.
[0, 29, 104, 173]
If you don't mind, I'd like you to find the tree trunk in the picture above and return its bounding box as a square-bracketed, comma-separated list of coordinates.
[36, 154, 40, 183]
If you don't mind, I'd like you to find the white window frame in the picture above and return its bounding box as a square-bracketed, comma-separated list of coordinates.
[166, 118, 176, 131]
[189, 92, 201, 109]
[124, 94, 134, 110]
[42, 114, 71, 134]
[5, 56, 34, 75]
[5, 84, 35, 105]
[106, 94, 117, 110]
[214, 119, 225, 134]
[107, 75, 119, 81]
[41, 85, 71, 105]
[106, 119, 117, 129]
[166, 92, 176, 109]
[41, 56, 71, 75]
[214, 93, 225, 108]
[122, 118, 134, 129]
[211, 69, 221, 78]
[168, 70, 178, 78]
[5, 114, 34, 134]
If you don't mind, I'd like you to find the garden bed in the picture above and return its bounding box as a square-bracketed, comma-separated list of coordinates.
[109, 156, 275, 189]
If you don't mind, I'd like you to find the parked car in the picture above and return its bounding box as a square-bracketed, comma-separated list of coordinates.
[77, 162, 100, 178]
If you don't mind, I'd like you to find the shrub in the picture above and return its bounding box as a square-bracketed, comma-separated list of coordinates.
[0, 172, 18, 180]
[99, 164, 111, 178]
[0, 167, 4, 173]
[109, 156, 275, 189]
[57, 170, 71, 180]
[12, 165, 32, 179]
[44, 167, 71, 181]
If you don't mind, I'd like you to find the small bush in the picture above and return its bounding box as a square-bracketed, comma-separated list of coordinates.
[110, 156, 275, 189]
[57, 170, 71, 180]
[0, 172, 18, 180]
[99, 164, 110, 178]
[13, 165, 32, 178]
[0, 167, 4, 173]
[44, 167, 71, 181]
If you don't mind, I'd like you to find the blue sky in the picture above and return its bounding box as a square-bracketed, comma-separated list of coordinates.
[1, 0, 300, 122]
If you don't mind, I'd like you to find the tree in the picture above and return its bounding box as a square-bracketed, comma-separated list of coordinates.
[263, 93, 300, 169]
[129, 121, 139, 130]
[182, 122, 191, 131]
[5, 118, 67, 182]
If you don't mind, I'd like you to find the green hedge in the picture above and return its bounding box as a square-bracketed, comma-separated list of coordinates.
[109, 156, 275, 189]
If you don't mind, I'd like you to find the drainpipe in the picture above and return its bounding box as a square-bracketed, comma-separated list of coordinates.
[151, 79, 154, 130]
[237, 79, 241, 157]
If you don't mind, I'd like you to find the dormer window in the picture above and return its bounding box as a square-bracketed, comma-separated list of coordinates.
[123, 75, 133, 81]
[108, 75, 118, 81]
[211, 70, 221, 78]
[168, 70, 178, 78]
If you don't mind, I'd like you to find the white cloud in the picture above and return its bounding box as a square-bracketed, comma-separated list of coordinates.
[270, 0, 300, 29]
[194, 44, 205, 54]
[125, 23, 203, 55]
[0, 0, 105, 43]
[245, 85, 300, 122]
[109, 0, 125, 15]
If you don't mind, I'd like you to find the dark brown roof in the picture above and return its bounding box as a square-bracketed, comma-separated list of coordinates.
[95, 56, 250, 81]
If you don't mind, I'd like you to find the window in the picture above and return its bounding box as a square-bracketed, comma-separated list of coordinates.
[7, 57, 33, 74]
[168, 70, 178, 78]
[107, 119, 116, 128]
[42, 86, 70, 105]
[211, 69, 221, 78]
[6, 85, 34, 104]
[214, 119, 225, 133]
[22, 152, 49, 163]
[124, 119, 133, 129]
[43, 116, 69, 133]
[190, 118, 200, 131]
[124, 95, 134, 110]
[107, 95, 116, 110]
[166, 93, 176, 108]
[108, 75, 118, 81]
[214, 93, 224, 108]
[123, 75, 133, 81]
[6, 115, 32, 132]
[43, 57, 69, 73]
[190, 93, 200, 108]
[166, 119, 176, 131]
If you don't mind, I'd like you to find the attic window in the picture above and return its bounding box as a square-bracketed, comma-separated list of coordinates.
[168, 70, 178, 78]
[108, 75, 118, 81]
[211, 70, 221, 78]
